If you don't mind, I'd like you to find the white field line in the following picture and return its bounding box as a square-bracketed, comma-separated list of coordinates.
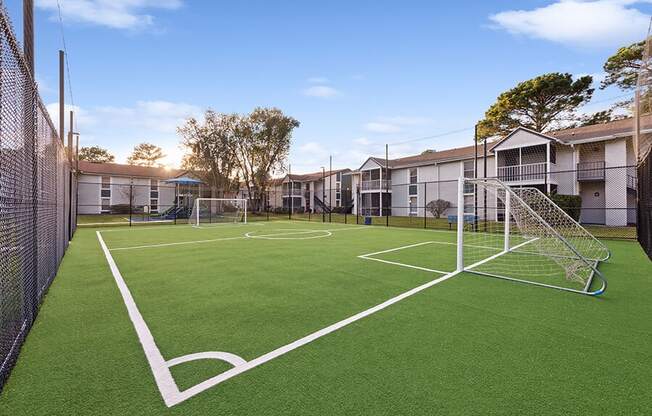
[172, 268, 461, 406]
[97, 231, 181, 407]
[109, 236, 248, 251]
[358, 241, 435, 258]
[99, 222, 266, 233]
[359, 256, 451, 275]
[109, 226, 371, 251]
[97, 230, 462, 407]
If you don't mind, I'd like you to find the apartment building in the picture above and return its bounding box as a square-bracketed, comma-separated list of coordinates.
[350, 117, 645, 226]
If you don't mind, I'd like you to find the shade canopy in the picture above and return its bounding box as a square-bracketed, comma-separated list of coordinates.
[163, 177, 202, 185]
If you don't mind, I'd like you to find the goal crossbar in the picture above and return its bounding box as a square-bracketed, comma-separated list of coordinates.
[189, 198, 247, 227]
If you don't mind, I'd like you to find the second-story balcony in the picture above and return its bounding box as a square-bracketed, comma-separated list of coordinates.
[577, 161, 605, 181]
[497, 162, 547, 182]
[282, 188, 304, 197]
[361, 179, 392, 191]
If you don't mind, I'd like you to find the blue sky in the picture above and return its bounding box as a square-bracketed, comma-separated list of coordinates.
[6, 0, 652, 172]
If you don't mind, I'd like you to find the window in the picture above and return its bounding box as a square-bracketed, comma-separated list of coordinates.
[101, 176, 111, 212]
[550, 144, 557, 164]
[149, 179, 159, 213]
[463, 160, 475, 194]
[409, 168, 417, 184]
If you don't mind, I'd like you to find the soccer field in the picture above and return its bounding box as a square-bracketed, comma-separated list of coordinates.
[1, 220, 651, 415]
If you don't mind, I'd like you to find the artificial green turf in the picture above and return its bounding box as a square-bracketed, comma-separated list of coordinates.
[1, 221, 651, 415]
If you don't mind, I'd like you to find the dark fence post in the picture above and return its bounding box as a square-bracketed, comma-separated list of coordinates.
[129, 184, 133, 227]
[423, 182, 427, 229]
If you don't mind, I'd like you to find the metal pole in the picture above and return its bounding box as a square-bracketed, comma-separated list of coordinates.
[24, 0, 34, 75]
[59, 50, 65, 144]
[329, 157, 334, 222]
[174, 183, 178, 225]
[67, 111, 74, 240]
[483, 137, 487, 232]
[456, 177, 465, 272]
[288, 165, 292, 220]
[129, 184, 133, 227]
[75, 133, 79, 230]
[474, 124, 478, 232]
[322, 167, 325, 223]
[386, 144, 389, 227]
[423, 182, 427, 229]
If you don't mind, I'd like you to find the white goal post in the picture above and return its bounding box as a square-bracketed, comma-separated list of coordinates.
[188, 198, 247, 227]
[456, 177, 609, 296]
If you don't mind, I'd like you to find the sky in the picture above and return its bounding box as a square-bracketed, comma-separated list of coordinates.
[5, 0, 652, 173]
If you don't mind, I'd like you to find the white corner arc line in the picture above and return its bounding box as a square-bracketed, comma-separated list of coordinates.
[172, 269, 461, 406]
[167, 352, 247, 368]
[96, 231, 181, 407]
[96, 231, 462, 407]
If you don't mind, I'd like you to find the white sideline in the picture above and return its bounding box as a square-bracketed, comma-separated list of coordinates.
[109, 226, 371, 251]
[96, 230, 461, 407]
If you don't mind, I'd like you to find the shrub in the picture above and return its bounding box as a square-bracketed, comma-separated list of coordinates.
[426, 199, 451, 218]
[549, 193, 582, 221]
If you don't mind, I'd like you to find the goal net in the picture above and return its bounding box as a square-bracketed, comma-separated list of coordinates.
[457, 178, 609, 296]
[188, 198, 247, 227]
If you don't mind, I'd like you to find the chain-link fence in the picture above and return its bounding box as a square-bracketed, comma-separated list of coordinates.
[0, 5, 76, 390]
[638, 150, 652, 260]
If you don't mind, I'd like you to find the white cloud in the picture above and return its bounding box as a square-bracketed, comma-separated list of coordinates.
[302, 85, 340, 98]
[36, 0, 183, 30]
[363, 115, 432, 134]
[489, 0, 651, 48]
[307, 77, 330, 84]
[46, 100, 201, 167]
[364, 122, 403, 134]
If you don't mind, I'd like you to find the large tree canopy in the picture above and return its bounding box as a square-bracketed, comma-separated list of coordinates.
[601, 41, 644, 91]
[233, 107, 299, 209]
[179, 107, 299, 209]
[478, 73, 594, 140]
[179, 110, 240, 195]
[78, 146, 115, 163]
[127, 142, 165, 167]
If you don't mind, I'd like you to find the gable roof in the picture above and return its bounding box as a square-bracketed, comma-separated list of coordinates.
[357, 144, 489, 171]
[78, 161, 184, 179]
[489, 126, 561, 152]
[549, 114, 652, 143]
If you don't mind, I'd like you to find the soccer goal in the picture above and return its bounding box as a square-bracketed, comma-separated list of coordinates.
[456, 178, 609, 296]
[188, 198, 247, 227]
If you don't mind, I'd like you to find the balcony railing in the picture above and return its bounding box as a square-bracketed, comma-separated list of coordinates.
[361, 179, 391, 191]
[497, 162, 547, 182]
[283, 189, 303, 196]
[577, 161, 605, 181]
[627, 174, 637, 190]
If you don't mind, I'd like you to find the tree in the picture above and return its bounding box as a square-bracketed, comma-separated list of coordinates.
[426, 199, 450, 218]
[178, 110, 240, 196]
[78, 146, 115, 163]
[478, 73, 594, 140]
[232, 107, 300, 211]
[127, 142, 165, 167]
[601, 41, 644, 91]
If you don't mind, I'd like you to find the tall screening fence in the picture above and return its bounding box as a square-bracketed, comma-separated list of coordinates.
[638, 144, 652, 260]
[0, 6, 76, 389]
[76, 166, 637, 240]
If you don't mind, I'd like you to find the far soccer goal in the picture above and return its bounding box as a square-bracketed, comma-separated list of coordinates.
[188, 198, 247, 227]
[456, 178, 609, 296]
